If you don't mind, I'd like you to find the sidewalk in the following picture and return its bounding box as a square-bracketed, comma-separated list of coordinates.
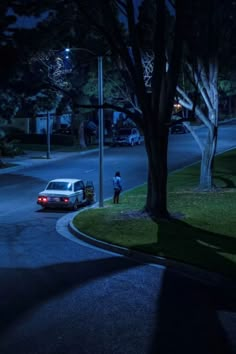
[0, 148, 102, 174]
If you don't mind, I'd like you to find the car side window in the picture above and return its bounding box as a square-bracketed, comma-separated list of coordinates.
[74, 182, 81, 191]
[79, 181, 85, 190]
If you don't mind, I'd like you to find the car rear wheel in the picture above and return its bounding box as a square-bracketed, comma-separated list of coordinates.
[72, 199, 79, 210]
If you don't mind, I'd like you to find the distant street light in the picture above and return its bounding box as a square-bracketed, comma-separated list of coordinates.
[65, 47, 104, 207]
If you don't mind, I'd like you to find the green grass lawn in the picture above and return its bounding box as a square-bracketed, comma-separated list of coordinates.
[73, 149, 236, 280]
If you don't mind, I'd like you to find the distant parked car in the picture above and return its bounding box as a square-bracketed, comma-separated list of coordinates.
[170, 123, 189, 134]
[53, 127, 72, 135]
[37, 178, 95, 210]
[114, 127, 141, 146]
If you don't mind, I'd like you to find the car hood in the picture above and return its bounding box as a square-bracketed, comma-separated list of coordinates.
[39, 190, 74, 197]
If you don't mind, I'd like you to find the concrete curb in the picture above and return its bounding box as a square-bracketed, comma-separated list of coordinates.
[68, 210, 236, 293]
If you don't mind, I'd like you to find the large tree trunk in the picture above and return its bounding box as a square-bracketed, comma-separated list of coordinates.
[141, 0, 184, 220]
[145, 118, 169, 220]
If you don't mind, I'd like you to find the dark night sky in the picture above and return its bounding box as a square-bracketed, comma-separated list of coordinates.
[7, 0, 173, 30]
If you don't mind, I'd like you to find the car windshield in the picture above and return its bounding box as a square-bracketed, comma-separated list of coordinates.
[46, 182, 73, 191]
[118, 129, 131, 135]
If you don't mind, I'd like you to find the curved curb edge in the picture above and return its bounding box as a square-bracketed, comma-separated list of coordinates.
[68, 214, 236, 293]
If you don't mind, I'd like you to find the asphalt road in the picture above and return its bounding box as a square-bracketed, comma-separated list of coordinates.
[0, 121, 236, 354]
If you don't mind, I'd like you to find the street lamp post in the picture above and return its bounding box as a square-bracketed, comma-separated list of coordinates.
[97, 56, 104, 208]
[65, 48, 104, 207]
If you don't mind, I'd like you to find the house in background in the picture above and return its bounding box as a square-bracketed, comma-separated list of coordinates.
[11, 111, 72, 134]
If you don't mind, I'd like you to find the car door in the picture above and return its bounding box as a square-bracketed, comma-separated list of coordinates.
[74, 181, 85, 203]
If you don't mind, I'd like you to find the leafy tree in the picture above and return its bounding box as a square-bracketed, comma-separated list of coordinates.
[72, 0, 187, 219]
[25, 3, 132, 145]
[177, 0, 236, 190]
[25, 0, 187, 219]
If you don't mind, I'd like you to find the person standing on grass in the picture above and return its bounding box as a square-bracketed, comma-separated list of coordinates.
[113, 171, 122, 204]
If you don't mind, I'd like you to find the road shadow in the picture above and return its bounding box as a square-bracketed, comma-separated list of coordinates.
[213, 152, 236, 188]
[0, 256, 140, 336]
[36, 207, 73, 213]
[133, 218, 236, 281]
[148, 265, 236, 354]
[36, 203, 88, 213]
[134, 218, 236, 354]
[215, 154, 236, 175]
[214, 175, 236, 188]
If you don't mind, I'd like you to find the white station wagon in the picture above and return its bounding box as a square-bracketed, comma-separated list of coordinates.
[115, 127, 141, 146]
[37, 178, 95, 210]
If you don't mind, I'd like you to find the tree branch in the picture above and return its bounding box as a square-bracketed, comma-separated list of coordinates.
[125, 0, 147, 104]
[177, 85, 212, 130]
[198, 59, 211, 98]
[183, 122, 204, 153]
[115, 0, 128, 17]
[187, 62, 212, 112]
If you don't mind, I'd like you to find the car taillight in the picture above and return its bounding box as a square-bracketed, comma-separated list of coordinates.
[38, 196, 48, 202]
[61, 197, 69, 203]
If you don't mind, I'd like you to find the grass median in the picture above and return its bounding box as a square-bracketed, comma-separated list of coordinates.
[73, 149, 236, 280]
